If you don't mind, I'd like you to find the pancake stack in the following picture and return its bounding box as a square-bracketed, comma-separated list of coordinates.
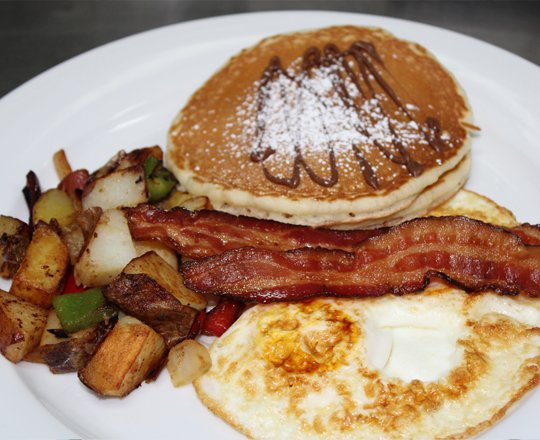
[167, 26, 473, 228]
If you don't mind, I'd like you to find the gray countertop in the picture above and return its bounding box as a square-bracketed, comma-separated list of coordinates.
[1, 1, 540, 99]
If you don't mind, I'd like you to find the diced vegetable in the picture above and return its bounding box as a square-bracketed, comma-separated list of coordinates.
[122, 251, 206, 311]
[74, 209, 137, 287]
[133, 240, 178, 270]
[82, 166, 147, 211]
[53, 288, 116, 333]
[52, 149, 73, 180]
[105, 251, 205, 347]
[159, 190, 208, 211]
[202, 299, 244, 337]
[167, 339, 211, 387]
[105, 272, 197, 348]
[144, 156, 178, 203]
[22, 170, 41, 225]
[0, 290, 48, 363]
[59, 207, 102, 265]
[28, 309, 114, 373]
[120, 146, 163, 168]
[10, 222, 69, 308]
[62, 272, 86, 294]
[39, 309, 71, 346]
[90, 146, 163, 182]
[0, 215, 31, 279]
[39, 325, 110, 373]
[78, 316, 166, 397]
[58, 169, 89, 209]
[33, 188, 76, 227]
[187, 310, 206, 339]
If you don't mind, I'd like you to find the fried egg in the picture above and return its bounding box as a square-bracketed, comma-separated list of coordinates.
[194, 190, 540, 439]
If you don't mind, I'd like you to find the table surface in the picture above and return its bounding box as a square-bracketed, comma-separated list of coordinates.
[1, 0, 540, 99]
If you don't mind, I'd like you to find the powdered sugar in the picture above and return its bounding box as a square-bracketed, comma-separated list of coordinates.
[245, 58, 434, 170]
[210, 46, 456, 189]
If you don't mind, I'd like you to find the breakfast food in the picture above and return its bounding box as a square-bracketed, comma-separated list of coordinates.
[167, 26, 474, 228]
[194, 191, 540, 439]
[195, 289, 540, 439]
[125, 189, 540, 258]
[1, 19, 538, 440]
[182, 214, 540, 302]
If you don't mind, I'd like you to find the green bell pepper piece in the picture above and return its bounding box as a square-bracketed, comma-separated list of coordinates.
[144, 156, 177, 203]
[52, 288, 116, 333]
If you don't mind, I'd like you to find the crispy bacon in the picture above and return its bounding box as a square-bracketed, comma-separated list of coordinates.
[182, 216, 540, 302]
[512, 223, 540, 246]
[124, 205, 381, 258]
[125, 205, 540, 259]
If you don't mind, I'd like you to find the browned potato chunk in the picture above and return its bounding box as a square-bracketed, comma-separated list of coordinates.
[82, 166, 147, 211]
[118, 146, 163, 169]
[123, 251, 206, 311]
[78, 316, 166, 397]
[91, 146, 163, 181]
[0, 290, 48, 363]
[28, 309, 114, 373]
[0, 215, 31, 279]
[33, 188, 76, 227]
[74, 209, 136, 287]
[133, 240, 178, 270]
[10, 222, 69, 308]
[105, 270, 197, 348]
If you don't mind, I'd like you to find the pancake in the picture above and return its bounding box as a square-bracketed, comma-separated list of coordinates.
[194, 191, 540, 439]
[167, 26, 474, 228]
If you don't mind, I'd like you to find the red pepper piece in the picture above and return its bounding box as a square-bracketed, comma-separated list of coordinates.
[188, 310, 207, 339]
[202, 299, 244, 337]
[63, 272, 86, 294]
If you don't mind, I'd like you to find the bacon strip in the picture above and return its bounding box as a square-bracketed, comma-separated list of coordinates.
[512, 223, 540, 246]
[182, 216, 540, 302]
[125, 205, 540, 258]
[125, 205, 381, 258]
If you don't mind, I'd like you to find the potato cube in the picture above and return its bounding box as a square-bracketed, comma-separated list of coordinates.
[82, 166, 147, 211]
[33, 188, 76, 227]
[133, 240, 178, 270]
[75, 209, 137, 287]
[0, 215, 31, 279]
[167, 339, 211, 387]
[0, 290, 48, 363]
[78, 316, 166, 397]
[123, 251, 206, 311]
[105, 271, 197, 348]
[10, 222, 69, 308]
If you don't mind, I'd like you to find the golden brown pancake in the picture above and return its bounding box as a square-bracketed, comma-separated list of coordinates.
[168, 26, 473, 228]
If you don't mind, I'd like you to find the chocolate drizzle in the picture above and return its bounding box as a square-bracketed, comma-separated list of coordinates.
[251, 41, 449, 189]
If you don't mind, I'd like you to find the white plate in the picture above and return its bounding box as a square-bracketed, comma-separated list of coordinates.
[1, 10, 539, 439]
